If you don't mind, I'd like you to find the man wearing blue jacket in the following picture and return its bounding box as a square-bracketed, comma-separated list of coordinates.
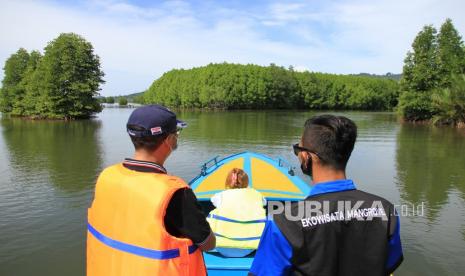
[250, 115, 403, 276]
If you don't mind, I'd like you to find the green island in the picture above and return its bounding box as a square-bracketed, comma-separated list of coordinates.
[0, 33, 104, 120]
[1, 19, 464, 126]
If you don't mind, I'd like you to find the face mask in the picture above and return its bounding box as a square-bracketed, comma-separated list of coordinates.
[172, 139, 178, 151]
[166, 134, 178, 152]
[300, 156, 313, 177]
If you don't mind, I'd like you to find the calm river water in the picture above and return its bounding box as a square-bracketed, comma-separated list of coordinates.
[1, 108, 465, 275]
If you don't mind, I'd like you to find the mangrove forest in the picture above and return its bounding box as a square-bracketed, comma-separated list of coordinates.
[1, 19, 464, 126]
[143, 63, 399, 111]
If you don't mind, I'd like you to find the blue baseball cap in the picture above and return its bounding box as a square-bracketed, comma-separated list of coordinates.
[126, 105, 187, 137]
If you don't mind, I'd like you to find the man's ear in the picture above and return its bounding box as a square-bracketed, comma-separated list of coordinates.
[154, 136, 169, 153]
[309, 152, 321, 165]
[163, 135, 172, 147]
[167, 133, 177, 145]
[299, 151, 309, 165]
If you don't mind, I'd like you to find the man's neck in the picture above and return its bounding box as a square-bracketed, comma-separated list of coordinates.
[133, 151, 166, 165]
[311, 169, 346, 185]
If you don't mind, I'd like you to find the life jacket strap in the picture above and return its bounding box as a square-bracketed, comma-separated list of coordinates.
[87, 223, 197, 259]
[213, 232, 262, 241]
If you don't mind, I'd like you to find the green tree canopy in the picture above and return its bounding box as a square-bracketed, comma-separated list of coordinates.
[19, 50, 42, 116]
[143, 63, 399, 111]
[0, 33, 105, 119]
[437, 18, 465, 87]
[35, 33, 104, 119]
[399, 19, 465, 122]
[118, 97, 128, 106]
[0, 48, 30, 113]
[400, 25, 439, 93]
[432, 74, 465, 126]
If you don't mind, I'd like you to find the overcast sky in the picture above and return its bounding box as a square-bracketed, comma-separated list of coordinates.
[1, 0, 464, 96]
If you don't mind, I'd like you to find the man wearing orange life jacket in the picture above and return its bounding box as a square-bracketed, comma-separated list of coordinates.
[87, 105, 215, 276]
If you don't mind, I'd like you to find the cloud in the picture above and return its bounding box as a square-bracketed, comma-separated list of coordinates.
[262, 2, 307, 25]
[0, 0, 464, 96]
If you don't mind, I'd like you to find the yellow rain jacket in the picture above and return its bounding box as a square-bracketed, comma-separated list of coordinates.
[207, 188, 266, 249]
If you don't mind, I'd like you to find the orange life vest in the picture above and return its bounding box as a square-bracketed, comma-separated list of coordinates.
[87, 163, 206, 276]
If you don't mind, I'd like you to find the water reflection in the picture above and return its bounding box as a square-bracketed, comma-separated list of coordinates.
[396, 124, 465, 220]
[177, 110, 304, 146]
[0, 116, 103, 276]
[1, 117, 103, 192]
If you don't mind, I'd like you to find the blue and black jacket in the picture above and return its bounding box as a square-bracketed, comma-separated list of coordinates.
[250, 179, 403, 276]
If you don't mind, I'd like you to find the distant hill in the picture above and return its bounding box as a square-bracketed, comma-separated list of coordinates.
[352, 73, 402, 81]
[118, 91, 144, 102]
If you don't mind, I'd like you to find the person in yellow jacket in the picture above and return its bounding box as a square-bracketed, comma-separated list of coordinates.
[207, 168, 266, 257]
[87, 105, 215, 276]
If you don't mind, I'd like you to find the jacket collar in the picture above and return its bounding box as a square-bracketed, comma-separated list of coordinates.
[122, 158, 167, 174]
[308, 179, 356, 197]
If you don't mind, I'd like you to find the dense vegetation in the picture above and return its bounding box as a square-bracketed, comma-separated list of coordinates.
[121, 91, 144, 103]
[100, 96, 115, 104]
[118, 97, 128, 106]
[144, 63, 399, 110]
[3, 20, 462, 123]
[399, 19, 465, 126]
[0, 33, 104, 119]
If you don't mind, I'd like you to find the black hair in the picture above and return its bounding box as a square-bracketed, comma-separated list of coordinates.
[127, 124, 170, 151]
[302, 115, 357, 170]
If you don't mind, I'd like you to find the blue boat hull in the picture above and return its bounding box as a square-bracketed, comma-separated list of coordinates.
[204, 251, 254, 275]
